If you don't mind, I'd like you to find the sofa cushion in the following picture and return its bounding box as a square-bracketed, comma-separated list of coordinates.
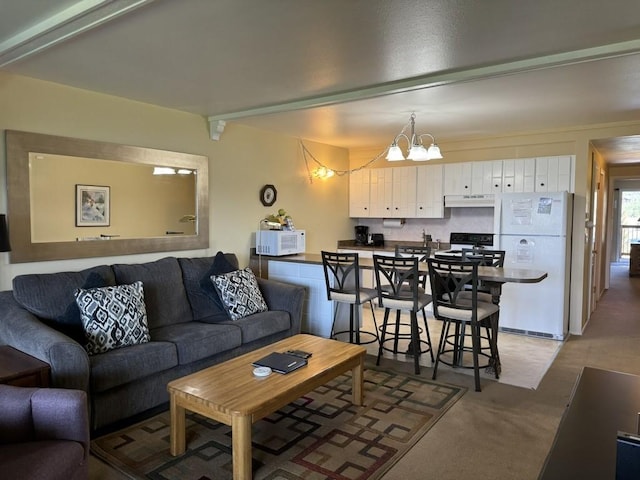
[200, 252, 238, 308]
[0, 441, 85, 480]
[221, 310, 291, 344]
[113, 257, 192, 329]
[151, 322, 242, 365]
[76, 281, 151, 355]
[178, 253, 239, 323]
[12, 265, 115, 343]
[89, 341, 178, 393]
[211, 268, 268, 320]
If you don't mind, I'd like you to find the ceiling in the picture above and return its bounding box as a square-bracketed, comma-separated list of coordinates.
[3, 0, 640, 163]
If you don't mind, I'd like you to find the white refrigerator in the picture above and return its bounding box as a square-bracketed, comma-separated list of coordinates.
[493, 191, 573, 340]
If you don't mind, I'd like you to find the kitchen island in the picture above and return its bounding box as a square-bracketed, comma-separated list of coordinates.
[249, 250, 547, 338]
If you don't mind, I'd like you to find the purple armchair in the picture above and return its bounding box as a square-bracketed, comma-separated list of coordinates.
[0, 384, 89, 480]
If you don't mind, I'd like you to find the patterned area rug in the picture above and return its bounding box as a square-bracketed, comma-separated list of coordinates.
[91, 367, 465, 480]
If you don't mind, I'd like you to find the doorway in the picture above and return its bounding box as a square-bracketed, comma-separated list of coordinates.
[616, 189, 640, 261]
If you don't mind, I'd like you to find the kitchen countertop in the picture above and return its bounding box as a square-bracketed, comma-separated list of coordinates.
[249, 251, 547, 284]
[336, 239, 450, 251]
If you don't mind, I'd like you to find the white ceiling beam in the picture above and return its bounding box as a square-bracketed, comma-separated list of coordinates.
[0, 0, 156, 68]
[207, 38, 640, 123]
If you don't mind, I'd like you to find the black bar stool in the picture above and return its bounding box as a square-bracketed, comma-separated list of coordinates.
[373, 254, 434, 374]
[427, 257, 500, 392]
[321, 251, 379, 345]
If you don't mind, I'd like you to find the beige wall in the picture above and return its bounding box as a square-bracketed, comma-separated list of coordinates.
[0, 72, 352, 289]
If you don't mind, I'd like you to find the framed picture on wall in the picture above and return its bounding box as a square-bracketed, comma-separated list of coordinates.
[76, 184, 110, 227]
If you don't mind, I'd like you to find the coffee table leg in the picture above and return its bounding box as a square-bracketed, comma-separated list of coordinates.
[352, 356, 364, 406]
[232, 414, 253, 480]
[169, 396, 186, 456]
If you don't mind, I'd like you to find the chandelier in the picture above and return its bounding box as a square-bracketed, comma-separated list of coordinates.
[386, 113, 443, 161]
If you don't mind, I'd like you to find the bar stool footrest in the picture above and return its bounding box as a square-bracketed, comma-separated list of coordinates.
[332, 329, 379, 345]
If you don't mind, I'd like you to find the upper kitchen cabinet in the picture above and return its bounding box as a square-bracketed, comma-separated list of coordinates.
[392, 166, 417, 218]
[370, 166, 417, 218]
[416, 164, 445, 218]
[471, 160, 503, 194]
[349, 166, 421, 218]
[349, 168, 371, 217]
[443, 162, 472, 195]
[502, 158, 536, 193]
[369, 168, 392, 217]
[534, 155, 573, 192]
[348, 154, 575, 219]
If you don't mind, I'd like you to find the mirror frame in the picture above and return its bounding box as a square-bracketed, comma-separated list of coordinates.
[6, 130, 209, 263]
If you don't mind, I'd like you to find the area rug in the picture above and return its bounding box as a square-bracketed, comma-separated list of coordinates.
[91, 367, 465, 480]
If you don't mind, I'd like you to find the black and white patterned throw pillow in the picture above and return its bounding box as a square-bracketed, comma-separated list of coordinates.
[75, 281, 150, 355]
[211, 268, 268, 320]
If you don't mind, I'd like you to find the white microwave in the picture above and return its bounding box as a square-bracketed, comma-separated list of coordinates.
[255, 230, 306, 256]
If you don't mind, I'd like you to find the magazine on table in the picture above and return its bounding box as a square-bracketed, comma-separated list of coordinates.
[252, 352, 308, 374]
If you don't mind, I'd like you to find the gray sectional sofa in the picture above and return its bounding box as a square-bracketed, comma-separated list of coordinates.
[0, 253, 305, 430]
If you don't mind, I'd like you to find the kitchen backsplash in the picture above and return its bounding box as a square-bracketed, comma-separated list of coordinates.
[354, 207, 495, 244]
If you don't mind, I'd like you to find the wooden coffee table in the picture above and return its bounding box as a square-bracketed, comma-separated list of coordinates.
[167, 334, 367, 480]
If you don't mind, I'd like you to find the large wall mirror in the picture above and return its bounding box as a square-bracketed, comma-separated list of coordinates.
[6, 130, 209, 263]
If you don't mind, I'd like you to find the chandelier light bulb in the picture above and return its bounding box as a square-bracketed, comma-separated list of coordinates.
[386, 113, 443, 162]
[407, 143, 429, 161]
[386, 144, 406, 161]
[427, 143, 443, 160]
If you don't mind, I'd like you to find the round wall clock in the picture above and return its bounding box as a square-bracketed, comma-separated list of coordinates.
[260, 184, 277, 206]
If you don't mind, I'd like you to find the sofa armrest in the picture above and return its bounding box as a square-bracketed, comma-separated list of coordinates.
[257, 278, 305, 334]
[0, 385, 90, 460]
[32, 387, 90, 459]
[0, 292, 90, 391]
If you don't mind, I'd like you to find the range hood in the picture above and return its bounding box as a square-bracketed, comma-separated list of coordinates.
[444, 194, 495, 208]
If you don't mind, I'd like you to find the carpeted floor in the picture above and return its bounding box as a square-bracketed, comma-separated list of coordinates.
[91, 365, 464, 480]
[378, 262, 640, 479]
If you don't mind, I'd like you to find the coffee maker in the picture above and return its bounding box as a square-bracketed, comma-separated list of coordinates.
[354, 225, 369, 246]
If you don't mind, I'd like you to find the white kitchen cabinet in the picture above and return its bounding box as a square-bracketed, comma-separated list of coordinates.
[416, 164, 445, 218]
[369, 168, 393, 217]
[502, 158, 536, 192]
[470, 160, 502, 194]
[369, 167, 416, 218]
[490, 159, 504, 193]
[349, 169, 371, 218]
[391, 166, 417, 218]
[443, 162, 472, 195]
[535, 155, 573, 192]
[471, 161, 490, 195]
[502, 159, 515, 192]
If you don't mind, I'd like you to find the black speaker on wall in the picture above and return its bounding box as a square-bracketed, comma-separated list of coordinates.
[0, 214, 10, 253]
